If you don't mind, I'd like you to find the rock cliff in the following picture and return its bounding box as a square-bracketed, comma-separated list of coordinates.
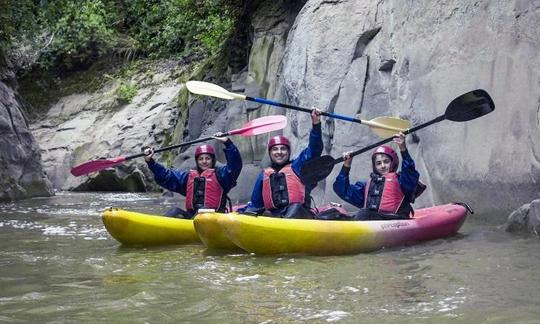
[0, 58, 53, 201]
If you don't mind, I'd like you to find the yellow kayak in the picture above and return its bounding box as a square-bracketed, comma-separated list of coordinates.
[217, 203, 469, 255]
[192, 204, 346, 251]
[193, 212, 244, 251]
[102, 208, 201, 245]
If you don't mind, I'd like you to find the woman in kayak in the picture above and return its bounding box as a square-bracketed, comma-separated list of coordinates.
[333, 133, 425, 220]
[143, 134, 242, 218]
[239, 109, 323, 219]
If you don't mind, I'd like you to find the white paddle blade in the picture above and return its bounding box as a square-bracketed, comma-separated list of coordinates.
[368, 116, 411, 138]
[186, 81, 246, 100]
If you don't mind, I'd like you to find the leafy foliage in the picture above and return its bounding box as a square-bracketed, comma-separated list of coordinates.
[116, 81, 138, 104]
[1, 0, 38, 62]
[122, 0, 236, 58]
[3, 0, 239, 71]
[38, 0, 118, 69]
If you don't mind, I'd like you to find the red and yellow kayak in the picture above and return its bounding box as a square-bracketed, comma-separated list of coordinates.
[215, 203, 469, 255]
[102, 208, 200, 245]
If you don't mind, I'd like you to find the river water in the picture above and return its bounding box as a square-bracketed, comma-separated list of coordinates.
[0, 192, 539, 323]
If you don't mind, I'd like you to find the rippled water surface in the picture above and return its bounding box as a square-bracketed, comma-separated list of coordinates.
[1, 192, 539, 323]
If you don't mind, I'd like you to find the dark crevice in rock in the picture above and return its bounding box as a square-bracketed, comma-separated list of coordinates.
[3, 105, 21, 142]
[324, 118, 334, 155]
[379, 59, 396, 72]
[313, 0, 341, 13]
[261, 40, 274, 95]
[352, 26, 381, 60]
[56, 127, 76, 132]
[400, 58, 410, 77]
[149, 102, 165, 111]
[324, 85, 341, 155]
[358, 56, 370, 115]
[47, 146, 70, 151]
[73, 169, 147, 192]
[536, 97, 540, 126]
[375, 0, 384, 22]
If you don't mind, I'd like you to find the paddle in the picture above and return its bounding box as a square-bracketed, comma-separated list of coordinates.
[70, 115, 287, 177]
[299, 89, 495, 185]
[185, 80, 411, 138]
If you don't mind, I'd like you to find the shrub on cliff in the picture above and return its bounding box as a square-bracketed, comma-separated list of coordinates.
[3, 0, 239, 73]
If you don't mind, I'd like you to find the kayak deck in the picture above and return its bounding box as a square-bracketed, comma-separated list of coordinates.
[102, 208, 200, 245]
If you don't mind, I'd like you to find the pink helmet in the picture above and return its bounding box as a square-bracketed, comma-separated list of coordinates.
[267, 135, 290, 150]
[195, 144, 215, 157]
[371, 145, 399, 173]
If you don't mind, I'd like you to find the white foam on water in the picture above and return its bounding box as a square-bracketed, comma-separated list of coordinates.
[293, 307, 349, 322]
[234, 274, 261, 282]
[0, 218, 108, 240]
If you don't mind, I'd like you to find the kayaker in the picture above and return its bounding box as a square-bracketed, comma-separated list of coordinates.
[333, 133, 425, 220]
[239, 108, 323, 218]
[143, 134, 242, 218]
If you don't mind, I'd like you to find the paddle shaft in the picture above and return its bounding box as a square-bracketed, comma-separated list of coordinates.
[334, 114, 446, 164]
[246, 96, 402, 130]
[123, 135, 223, 161]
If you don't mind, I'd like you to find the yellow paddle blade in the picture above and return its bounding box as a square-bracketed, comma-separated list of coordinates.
[367, 116, 411, 138]
[186, 81, 246, 100]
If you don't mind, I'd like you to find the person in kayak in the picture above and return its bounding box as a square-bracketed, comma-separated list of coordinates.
[239, 108, 323, 218]
[143, 134, 242, 218]
[333, 133, 425, 220]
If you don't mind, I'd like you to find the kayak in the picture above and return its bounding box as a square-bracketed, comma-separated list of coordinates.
[217, 203, 470, 255]
[193, 203, 350, 251]
[102, 208, 200, 245]
[193, 212, 244, 251]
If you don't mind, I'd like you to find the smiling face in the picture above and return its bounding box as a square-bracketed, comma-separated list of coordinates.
[196, 154, 214, 171]
[373, 154, 392, 175]
[269, 144, 290, 165]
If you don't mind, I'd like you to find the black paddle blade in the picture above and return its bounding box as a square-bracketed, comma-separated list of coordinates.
[300, 155, 338, 185]
[445, 89, 495, 122]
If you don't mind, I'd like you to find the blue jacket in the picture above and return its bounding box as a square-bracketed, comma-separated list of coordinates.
[146, 139, 242, 195]
[333, 150, 419, 209]
[244, 124, 323, 215]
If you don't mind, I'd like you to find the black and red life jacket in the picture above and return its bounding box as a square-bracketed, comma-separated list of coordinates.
[185, 169, 226, 212]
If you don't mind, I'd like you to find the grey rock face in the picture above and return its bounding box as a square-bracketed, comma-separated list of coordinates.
[31, 68, 182, 192]
[275, 0, 540, 219]
[0, 76, 54, 201]
[504, 199, 540, 236]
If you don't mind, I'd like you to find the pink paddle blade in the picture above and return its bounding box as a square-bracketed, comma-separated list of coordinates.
[228, 115, 287, 136]
[70, 156, 127, 177]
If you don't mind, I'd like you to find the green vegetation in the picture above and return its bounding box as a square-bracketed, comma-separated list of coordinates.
[115, 81, 138, 104]
[2, 0, 239, 72]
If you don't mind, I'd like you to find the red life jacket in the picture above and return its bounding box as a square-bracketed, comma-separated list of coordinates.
[262, 164, 306, 210]
[364, 172, 406, 214]
[185, 169, 225, 212]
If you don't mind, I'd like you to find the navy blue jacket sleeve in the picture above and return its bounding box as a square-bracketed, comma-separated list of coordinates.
[292, 123, 323, 176]
[398, 150, 420, 201]
[147, 160, 189, 195]
[244, 172, 265, 210]
[333, 166, 366, 209]
[216, 139, 243, 192]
